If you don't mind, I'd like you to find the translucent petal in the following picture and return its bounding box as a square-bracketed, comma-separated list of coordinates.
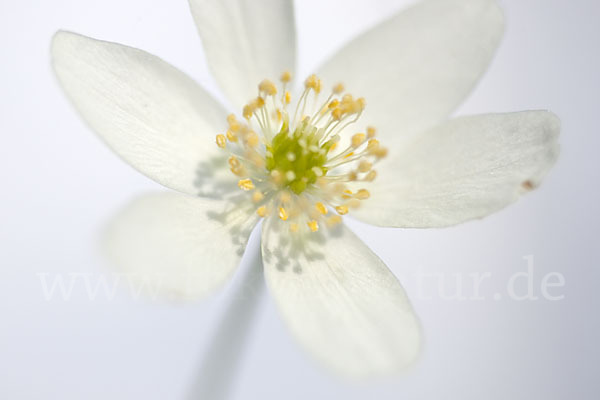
[261, 218, 421, 376]
[318, 0, 504, 146]
[355, 111, 560, 228]
[189, 0, 296, 110]
[103, 192, 258, 301]
[52, 31, 228, 196]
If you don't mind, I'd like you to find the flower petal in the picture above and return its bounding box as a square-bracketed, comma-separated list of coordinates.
[103, 192, 258, 301]
[188, 0, 296, 110]
[52, 31, 228, 196]
[317, 0, 504, 146]
[261, 218, 421, 377]
[354, 111, 560, 228]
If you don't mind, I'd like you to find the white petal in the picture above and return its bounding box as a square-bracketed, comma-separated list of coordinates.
[52, 31, 228, 196]
[317, 0, 504, 146]
[189, 0, 296, 110]
[261, 218, 421, 377]
[355, 111, 560, 228]
[103, 192, 258, 301]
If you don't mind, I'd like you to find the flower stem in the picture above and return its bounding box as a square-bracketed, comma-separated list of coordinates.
[185, 244, 265, 400]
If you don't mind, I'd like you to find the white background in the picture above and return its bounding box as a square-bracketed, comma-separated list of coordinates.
[1, 0, 599, 399]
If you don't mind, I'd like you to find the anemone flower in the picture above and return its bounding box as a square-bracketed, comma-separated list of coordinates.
[51, 0, 559, 377]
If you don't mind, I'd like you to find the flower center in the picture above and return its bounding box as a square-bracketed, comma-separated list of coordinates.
[214, 72, 387, 233]
[265, 117, 333, 195]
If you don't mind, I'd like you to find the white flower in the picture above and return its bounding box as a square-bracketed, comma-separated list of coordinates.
[51, 0, 559, 377]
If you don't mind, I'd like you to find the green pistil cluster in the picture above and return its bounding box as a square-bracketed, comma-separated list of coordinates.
[266, 119, 336, 194]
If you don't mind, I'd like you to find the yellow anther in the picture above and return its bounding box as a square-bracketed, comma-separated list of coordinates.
[328, 99, 340, 109]
[228, 156, 240, 168]
[314, 78, 323, 94]
[289, 223, 299, 233]
[229, 121, 241, 133]
[238, 179, 254, 191]
[307, 220, 319, 232]
[355, 189, 370, 200]
[274, 109, 283, 122]
[347, 171, 358, 181]
[255, 96, 266, 108]
[230, 166, 245, 176]
[326, 215, 343, 227]
[367, 126, 376, 138]
[358, 160, 372, 173]
[373, 147, 388, 158]
[229, 155, 245, 175]
[333, 83, 345, 94]
[227, 114, 237, 125]
[341, 189, 353, 199]
[243, 104, 255, 120]
[280, 71, 292, 83]
[347, 199, 361, 209]
[351, 133, 366, 148]
[278, 207, 289, 221]
[280, 191, 292, 203]
[256, 206, 267, 217]
[343, 151, 355, 159]
[329, 142, 338, 152]
[365, 170, 377, 182]
[341, 94, 354, 103]
[304, 74, 322, 93]
[246, 131, 259, 147]
[354, 97, 366, 113]
[315, 202, 328, 215]
[284, 91, 291, 104]
[259, 79, 278, 96]
[252, 190, 264, 203]
[216, 134, 227, 148]
[335, 205, 349, 215]
[340, 103, 353, 114]
[331, 107, 343, 120]
[226, 130, 238, 142]
[367, 138, 380, 153]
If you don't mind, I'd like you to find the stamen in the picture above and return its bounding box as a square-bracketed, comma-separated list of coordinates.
[252, 190, 264, 203]
[365, 170, 377, 182]
[315, 202, 327, 215]
[326, 215, 342, 227]
[214, 73, 386, 228]
[259, 79, 278, 96]
[238, 179, 254, 191]
[280, 71, 292, 83]
[280, 191, 292, 203]
[367, 126, 376, 138]
[216, 134, 227, 148]
[278, 207, 289, 221]
[304, 74, 322, 94]
[333, 83, 344, 94]
[358, 160, 372, 172]
[355, 189, 370, 200]
[351, 133, 366, 148]
[335, 205, 349, 215]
